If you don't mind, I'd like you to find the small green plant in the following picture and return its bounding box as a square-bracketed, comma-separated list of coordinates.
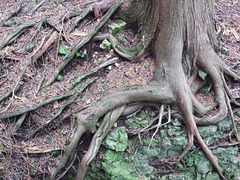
[58, 44, 68, 55]
[56, 75, 62, 81]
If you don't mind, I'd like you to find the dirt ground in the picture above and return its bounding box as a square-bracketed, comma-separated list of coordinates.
[0, 0, 239, 179]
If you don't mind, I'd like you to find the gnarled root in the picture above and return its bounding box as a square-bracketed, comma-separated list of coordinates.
[48, 84, 174, 179]
[75, 105, 126, 179]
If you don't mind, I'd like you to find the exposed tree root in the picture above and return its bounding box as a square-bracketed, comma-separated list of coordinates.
[0, 21, 37, 50]
[24, 78, 97, 139]
[0, 30, 57, 103]
[44, 2, 121, 87]
[1, 0, 240, 179]
[93, 34, 143, 60]
[76, 105, 126, 179]
[48, 84, 174, 179]
[0, 93, 71, 119]
[69, 57, 119, 90]
[1, 0, 23, 26]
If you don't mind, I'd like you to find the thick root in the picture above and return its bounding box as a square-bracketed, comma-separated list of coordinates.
[75, 105, 126, 180]
[48, 85, 174, 179]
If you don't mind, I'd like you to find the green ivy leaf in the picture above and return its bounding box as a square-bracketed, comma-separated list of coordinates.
[20, 66, 25, 71]
[25, 43, 35, 52]
[198, 69, 207, 80]
[103, 127, 128, 152]
[54, 35, 59, 40]
[144, 62, 151, 69]
[81, 49, 87, 58]
[56, 75, 62, 81]
[75, 52, 80, 57]
[121, 78, 127, 85]
[58, 44, 68, 55]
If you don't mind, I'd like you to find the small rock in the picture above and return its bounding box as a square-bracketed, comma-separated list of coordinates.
[25, 43, 35, 52]
[115, 63, 119, 67]
[221, 47, 229, 55]
[108, 66, 112, 70]
[106, 54, 111, 59]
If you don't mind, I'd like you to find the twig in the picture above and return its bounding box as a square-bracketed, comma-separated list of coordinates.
[138, 106, 171, 143]
[29, 0, 47, 15]
[31, 31, 58, 61]
[148, 105, 164, 149]
[231, 28, 240, 42]
[44, 2, 121, 87]
[56, 14, 67, 60]
[25, 147, 62, 154]
[35, 77, 45, 96]
[225, 94, 240, 142]
[1, 56, 21, 61]
[0, 93, 71, 119]
[13, 113, 27, 133]
[209, 142, 240, 149]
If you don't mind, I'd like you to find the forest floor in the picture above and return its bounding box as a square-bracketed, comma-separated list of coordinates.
[0, 0, 239, 179]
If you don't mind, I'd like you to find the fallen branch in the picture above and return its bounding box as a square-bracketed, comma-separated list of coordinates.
[30, 31, 58, 61]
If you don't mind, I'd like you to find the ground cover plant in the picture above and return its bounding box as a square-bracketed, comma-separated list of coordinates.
[0, 0, 240, 179]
